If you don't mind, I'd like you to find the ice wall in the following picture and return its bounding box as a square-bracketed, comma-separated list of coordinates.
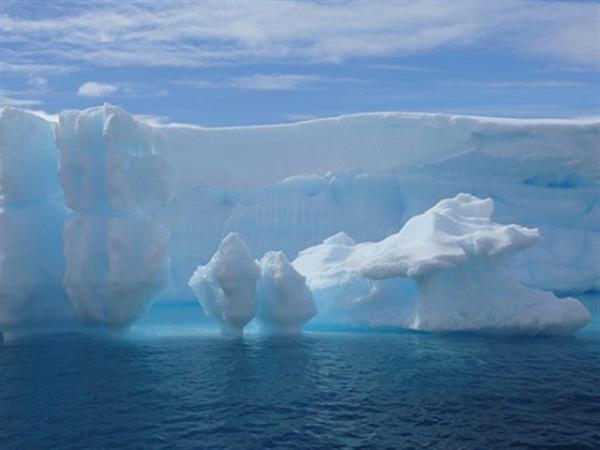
[0, 108, 76, 337]
[154, 113, 598, 299]
[55, 105, 172, 329]
[2, 106, 597, 336]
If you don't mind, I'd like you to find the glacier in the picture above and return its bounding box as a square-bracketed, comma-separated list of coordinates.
[293, 194, 591, 335]
[0, 104, 598, 337]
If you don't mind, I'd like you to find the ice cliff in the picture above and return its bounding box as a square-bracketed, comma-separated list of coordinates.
[1, 105, 172, 336]
[155, 112, 598, 299]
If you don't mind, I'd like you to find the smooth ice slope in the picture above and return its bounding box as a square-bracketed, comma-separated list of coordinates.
[256, 251, 317, 334]
[55, 105, 173, 329]
[293, 194, 592, 335]
[188, 233, 260, 335]
[0, 108, 76, 337]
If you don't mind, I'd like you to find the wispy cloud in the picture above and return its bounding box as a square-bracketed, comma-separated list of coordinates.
[1, 1, 596, 73]
[77, 81, 119, 97]
[173, 74, 359, 91]
[134, 114, 171, 126]
[286, 113, 320, 122]
[449, 80, 591, 89]
[0, 96, 42, 107]
[230, 74, 323, 91]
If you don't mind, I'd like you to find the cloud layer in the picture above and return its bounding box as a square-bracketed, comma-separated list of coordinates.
[1, 0, 597, 75]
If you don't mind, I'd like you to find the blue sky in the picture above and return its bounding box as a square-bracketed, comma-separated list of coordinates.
[1, 0, 598, 126]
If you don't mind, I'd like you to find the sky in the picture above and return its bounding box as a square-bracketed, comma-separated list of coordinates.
[0, 0, 598, 126]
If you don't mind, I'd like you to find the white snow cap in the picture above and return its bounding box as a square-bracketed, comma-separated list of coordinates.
[294, 194, 591, 335]
[256, 251, 317, 334]
[188, 233, 260, 336]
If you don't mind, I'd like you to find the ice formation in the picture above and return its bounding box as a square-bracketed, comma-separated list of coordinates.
[1, 105, 597, 337]
[154, 112, 598, 299]
[256, 251, 317, 334]
[0, 108, 76, 337]
[188, 233, 260, 336]
[293, 194, 591, 335]
[55, 104, 172, 329]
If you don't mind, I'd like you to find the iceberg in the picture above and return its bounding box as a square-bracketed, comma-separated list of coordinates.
[153, 112, 598, 299]
[54, 104, 173, 330]
[188, 233, 260, 336]
[62, 212, 169, 328]
[293, 194, 592, 335]
[0, 109, 76, 337]
[1, 105, 597, 337]
[256, 251, 317, 334]
[55, 104, 173, 212]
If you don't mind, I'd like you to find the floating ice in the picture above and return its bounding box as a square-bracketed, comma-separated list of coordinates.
[293, 194, 591, 335]
[0, 108, 76, 337]
[156, 112, 598, 298]
[54, 104, 173, 330]
[63, 212, 170, 328]
[0, 108, 62, 203]
[256, 251, 317, 334]
[188, 233, 260, 336]
[56, 104, 173, 212]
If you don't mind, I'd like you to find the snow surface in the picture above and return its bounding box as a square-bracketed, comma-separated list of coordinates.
[293, 194, 591, 335]
[256, 251, 317, 334]
[188, 233, 260, 336]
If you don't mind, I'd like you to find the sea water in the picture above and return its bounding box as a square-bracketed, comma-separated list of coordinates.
[1, 296, 599, 450]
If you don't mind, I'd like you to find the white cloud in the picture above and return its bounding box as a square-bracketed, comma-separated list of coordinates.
[78, 81, 119, 97]
[0, 96, 42, 107]
[134, 114, 171, 126]
[230, 74, 322, 91]
[452, 80, 590, 89]
[287, 113, 320, 122]
[1, 1, 596, 71]
[27, 76, 48, 90]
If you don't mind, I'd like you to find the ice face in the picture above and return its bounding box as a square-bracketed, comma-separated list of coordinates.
[62, 212, 170, 328]
[0, 108, 77, 337]
[0, 201, 77, 337]
[188, 233, 260, 336]
[154, 112, 598, 299]
[256, 251, 317, 334]
[55, 104, 173, 212]
[53, 104, 174, 331]
[293, 194, 592, 335]
[0, 108, 62, 203]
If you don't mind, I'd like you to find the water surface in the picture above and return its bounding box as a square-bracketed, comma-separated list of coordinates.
[1, 298, 599, 450]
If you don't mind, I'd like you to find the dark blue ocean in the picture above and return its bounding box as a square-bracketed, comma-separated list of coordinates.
[1, 295, 599, 450]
